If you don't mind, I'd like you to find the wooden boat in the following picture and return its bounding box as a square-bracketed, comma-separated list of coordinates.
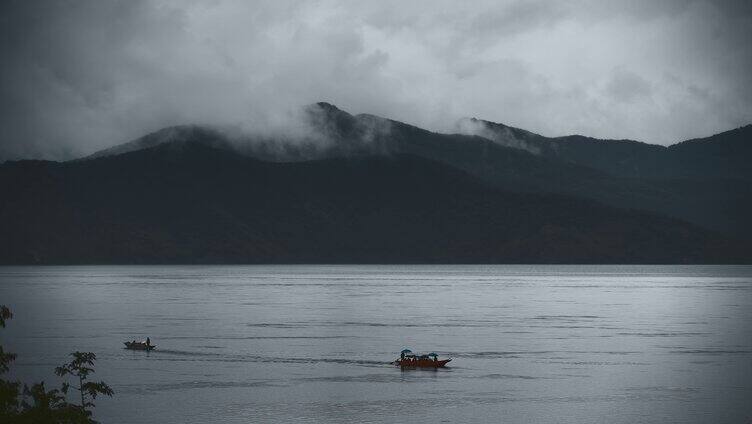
[394, 350, 451, 368]
[394, 357, 451, 367]
[124, 341, 156, 351]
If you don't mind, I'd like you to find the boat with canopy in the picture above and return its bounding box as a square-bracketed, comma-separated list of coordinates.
[393, 349, 451, 367]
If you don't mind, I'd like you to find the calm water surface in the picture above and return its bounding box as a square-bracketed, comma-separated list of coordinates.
[1, 265, 751, 423]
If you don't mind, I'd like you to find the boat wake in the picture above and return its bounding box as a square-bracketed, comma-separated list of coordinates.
[152, 349, 389, 367]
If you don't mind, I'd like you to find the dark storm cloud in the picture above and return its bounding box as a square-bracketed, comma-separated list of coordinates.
[1, 0, 751, 161]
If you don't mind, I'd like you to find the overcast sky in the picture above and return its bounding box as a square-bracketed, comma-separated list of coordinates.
[1, 0, 751, 160]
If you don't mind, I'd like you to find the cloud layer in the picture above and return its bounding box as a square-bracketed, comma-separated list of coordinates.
[1, 0, 751, 160]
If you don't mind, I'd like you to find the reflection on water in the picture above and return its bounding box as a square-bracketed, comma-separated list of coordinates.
[1, 265, 751, 423]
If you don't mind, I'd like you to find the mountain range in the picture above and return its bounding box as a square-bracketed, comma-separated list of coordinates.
[1, 102, 749, 264]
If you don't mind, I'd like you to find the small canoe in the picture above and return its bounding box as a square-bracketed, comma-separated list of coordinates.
[124, 341, 156, 351]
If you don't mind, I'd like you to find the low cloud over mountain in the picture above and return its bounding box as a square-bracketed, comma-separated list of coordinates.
[1, 102, 750, 263]
[2, 0, 752, 161]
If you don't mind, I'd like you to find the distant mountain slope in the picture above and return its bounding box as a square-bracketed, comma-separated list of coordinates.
[86, 105, 752, 183]
[85, 104, 620, 199]
[0, 142, 741, 264]
[77, 103, 752, 239]
[459, 118, 752, 237]
[83, 125, 232, 160]
[472, 119, 752, 180]
[302, 104, 752, 238]
[667, 125, 752, 180]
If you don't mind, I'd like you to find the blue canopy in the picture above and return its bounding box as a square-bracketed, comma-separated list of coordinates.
[401, 349, 413, 354]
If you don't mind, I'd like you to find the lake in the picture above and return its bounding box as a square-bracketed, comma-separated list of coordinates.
[1, 265, 751, 423]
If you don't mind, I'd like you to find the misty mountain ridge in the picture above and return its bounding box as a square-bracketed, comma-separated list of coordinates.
[2, 102, 750, 264]
[83, 103, 396, 162]
[85, 102, 752, 182]
[83, 125, 235, 160]
[78, 102, 752, 238]
[460, 118, 752, 180]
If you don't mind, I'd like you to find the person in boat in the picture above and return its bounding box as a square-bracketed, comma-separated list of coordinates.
[146, 337, 150, 346]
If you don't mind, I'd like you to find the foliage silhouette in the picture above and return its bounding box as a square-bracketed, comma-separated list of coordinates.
[0, 305, 113, 423]
[55, 352, 113, 414]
